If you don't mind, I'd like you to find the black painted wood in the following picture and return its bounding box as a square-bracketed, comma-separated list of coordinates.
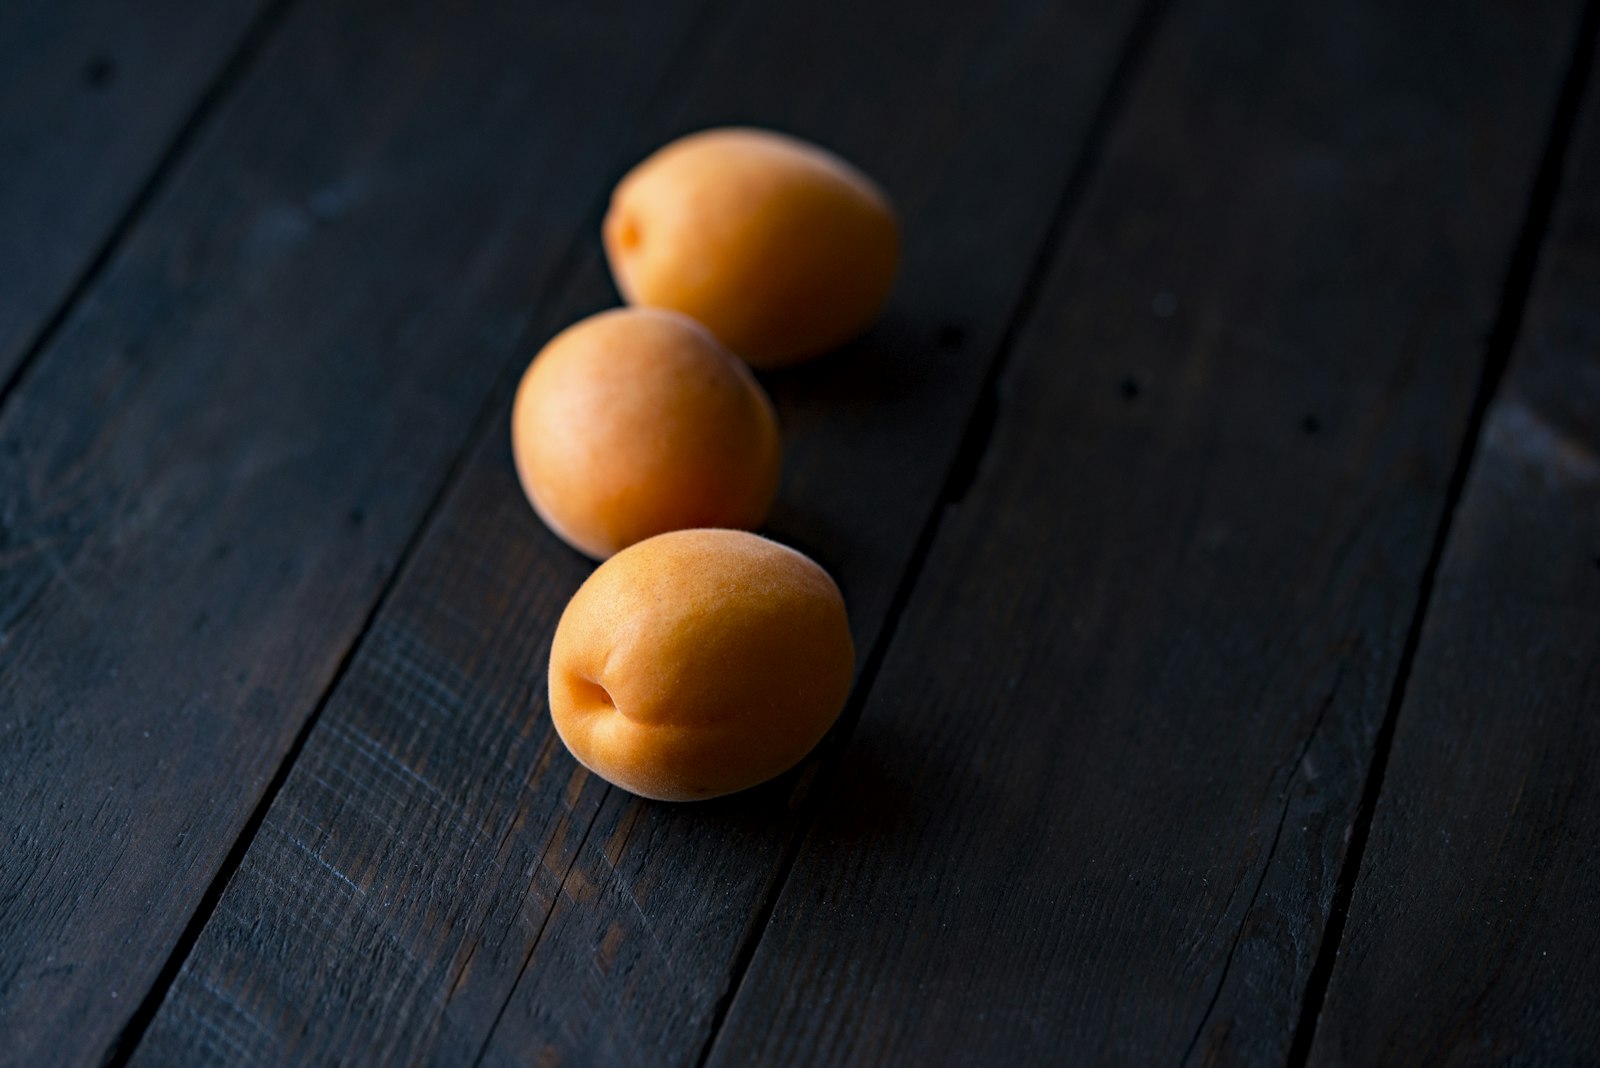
[131, 0, 1160, 1063]
[701, 0, 1591, 1064]
[0, 0, 721, 1062]
[7, 1, 1593, 1062]
[1306, 38, 1600, 1066]
[0, 0, 267, 387]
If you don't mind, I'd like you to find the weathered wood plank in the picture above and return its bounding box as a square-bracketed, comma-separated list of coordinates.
[131, 0, 1159, 1063]
[0, 0, 722, 1062]
[0, 0, 269, 386]
[701, 1, 1591, 1064]
[1306, 35, 1600, 1066]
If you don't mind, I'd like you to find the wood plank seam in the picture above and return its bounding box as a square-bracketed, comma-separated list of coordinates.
[0, 0, 299, 419]
[1177, 663, 1348, 1066]
[692, 0, 1593, 1059]
[1283, 3, 1600, 1062]
[432, 2, 1185, 1060]
[116, 0, 1388, 1055]
[99, 0, 748, 1060]
[464, 806, 606, 1068]
[669, 0, 1179, 1061]
[100, 275, 522, 1068]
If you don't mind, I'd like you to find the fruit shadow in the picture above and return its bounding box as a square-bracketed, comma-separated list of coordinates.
[684, 705, 988, 868]
[758, 309, 935, 418]
[756, 309, 948, 581]
[664, 313, 978, 841]
[791, 715, 931, 850]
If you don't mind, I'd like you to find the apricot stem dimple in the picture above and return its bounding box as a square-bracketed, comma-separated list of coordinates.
[577, 676, 615, 712]
[616, 217, 642, 250]
[600, 128, 898, 367]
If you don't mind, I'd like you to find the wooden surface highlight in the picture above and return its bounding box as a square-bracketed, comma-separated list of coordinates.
[1307, 32, 1600, 1064]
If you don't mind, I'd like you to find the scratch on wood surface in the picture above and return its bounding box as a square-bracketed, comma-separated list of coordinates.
[190, 1005, 257, 1067]
[278, 827, 364, 898]
[617, 880, 672, 974]
[329, 719, 447, 804]
[601, 798, 646, 873]
[446, 942, 478, 1003]
[186, 971, 271, 1040]
[373, 623, 468, 719]
[309, 766, 399, 837]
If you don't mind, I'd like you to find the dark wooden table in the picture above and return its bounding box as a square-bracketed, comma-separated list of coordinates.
[3, 0, 1598, 1064]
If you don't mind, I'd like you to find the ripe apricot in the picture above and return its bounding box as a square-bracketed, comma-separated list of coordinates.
[548, 529, 855, 801]
[511, 308, 781, 559]
[603, 127, 899, 368]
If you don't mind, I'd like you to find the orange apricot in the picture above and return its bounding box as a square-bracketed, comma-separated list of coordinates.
[603, 127, 899, 368]
[548, 529, 855, 801]
[510, 308, 781, 560]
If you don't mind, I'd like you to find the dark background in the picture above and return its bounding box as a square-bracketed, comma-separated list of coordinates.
[2, 0, 1597, 1064]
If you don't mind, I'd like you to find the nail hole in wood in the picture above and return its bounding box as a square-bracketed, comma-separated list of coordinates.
[83, 55, 115, 89]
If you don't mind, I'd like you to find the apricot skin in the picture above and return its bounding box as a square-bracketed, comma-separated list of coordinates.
[603, 128, 899, 369]
[548, 529, 855, 801]
[511, 308, 782, 560]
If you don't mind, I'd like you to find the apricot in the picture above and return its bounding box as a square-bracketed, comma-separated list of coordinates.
[548, 529, 855, 801]
[603, 127, 899, 368]
[511, 308, 782, 560]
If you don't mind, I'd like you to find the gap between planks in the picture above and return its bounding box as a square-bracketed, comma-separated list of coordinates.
[1283, 2, 1600, 1063]
[97, 0, 746, 1060]
[686, 0, 1179, 1063]
[101, 234, 586, 1068]
[0, 0, 299, 421]
[55, 0, 1589, 1057]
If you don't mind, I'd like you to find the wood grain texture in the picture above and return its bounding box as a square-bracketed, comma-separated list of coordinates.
[703, 0, 1591, 1064]
[0, 0, 720, 1062]
[1306, 40, 1600, 1067]
[132, 0, 1158, 1063]
[0, 0, 267, 386]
